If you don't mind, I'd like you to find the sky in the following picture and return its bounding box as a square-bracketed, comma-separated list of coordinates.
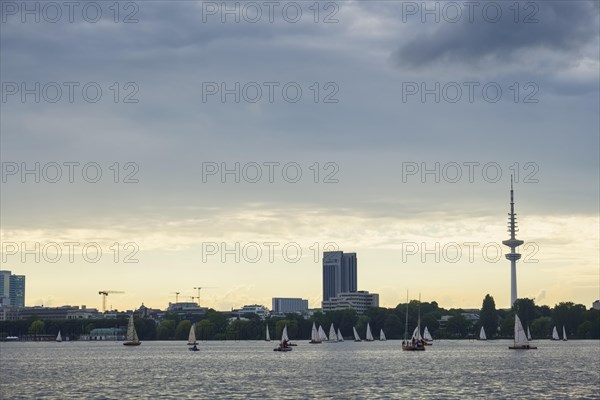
[1, 0, 599, 312]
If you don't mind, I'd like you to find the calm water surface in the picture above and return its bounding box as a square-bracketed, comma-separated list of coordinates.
[1, 340, 599, 399]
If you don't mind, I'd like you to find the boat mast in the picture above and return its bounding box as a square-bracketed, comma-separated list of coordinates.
[403, 290, 409, 341]
[418, 293, 421, 338]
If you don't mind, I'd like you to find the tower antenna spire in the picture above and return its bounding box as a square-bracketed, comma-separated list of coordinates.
[502, 176, 524, 307]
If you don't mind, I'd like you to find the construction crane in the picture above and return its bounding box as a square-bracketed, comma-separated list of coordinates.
[98, 291, 124, 313]
[170, 292, 181, 303]
[193, 287, 216, 307]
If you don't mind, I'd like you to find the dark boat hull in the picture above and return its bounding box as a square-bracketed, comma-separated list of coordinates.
[509, 345, 537, 350]
[123, 342, 141, 346]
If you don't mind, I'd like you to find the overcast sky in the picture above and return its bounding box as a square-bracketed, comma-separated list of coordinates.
[1, 0, 598, 311]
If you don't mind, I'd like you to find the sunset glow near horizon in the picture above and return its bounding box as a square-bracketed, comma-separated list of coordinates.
[1, 1, 598, 312]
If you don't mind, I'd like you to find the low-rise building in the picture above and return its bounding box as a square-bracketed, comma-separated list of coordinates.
[271, 298, 309, 315]
[0, 305, 20, 321]
[321, 291, 379, 314]
[232, 304, 270, 319]
[166, 302, 208, 320]
[19, 305, 100, 320]
[82, 327, 126, 341]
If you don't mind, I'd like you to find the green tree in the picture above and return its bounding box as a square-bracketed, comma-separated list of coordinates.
[383, 314, 403, 340]
[479, 294, 498, 339]
[157, 319, 176, 340]
[514, 298, 536, 329]
[175, 320, 192, 340]
[553, 302, 586, 337]
[530, 316, 552, 339]
[197, 319, 215, 340]
[446, 314, 468, 337]
[28, 320, 45, 337]
[499, 313, 514, 337]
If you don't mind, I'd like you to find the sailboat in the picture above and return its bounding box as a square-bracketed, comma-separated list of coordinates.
[123, 314, 141, 346]
[273, 324, 292, 352]
[379, 329, 386, 341]
[309, 322, 321, 344]
[478, 326, 487, 341]
[365, 323, 374, 341]
[509, 315, 536, 349]
[562, 326, 568, 341]
[527, 326, 532, 341]
[55, 331, 62, 342]
[265, 324, 271, 342]
[337, 328, 344, 342]
[188, 323, 199, 351]
[318, 325, 328, 342]
[551, 326, 560, 340]
[353, 326, 361, 342]
[328, 324, 338, 342]
[423, 326, 433, 345]
[402, 293, 425, 351]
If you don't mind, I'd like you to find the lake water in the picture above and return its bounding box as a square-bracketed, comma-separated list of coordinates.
[1, 340, 598, 399]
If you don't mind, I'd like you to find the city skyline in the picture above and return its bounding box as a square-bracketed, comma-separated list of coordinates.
[1, 1, 598, 312]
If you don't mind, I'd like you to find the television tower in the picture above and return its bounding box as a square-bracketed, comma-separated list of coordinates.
[502, 176, 524, 307]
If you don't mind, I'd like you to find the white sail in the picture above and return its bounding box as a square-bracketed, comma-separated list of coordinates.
[56, 330, 62, 342]
[353, 326, 361, 341]
[514, 315, 529, 347]
[562, 326, 567, 341]
[479, 326, 487, 340]
[380, 329, 386, 341]
[366, 323, 374, 341]
[281, 325, 289, 343]
[526, 326, 532, 341]
[188, 323, 197, 344]
[423, 326, 433, 341]
[329, 324, 337, 342]
[126, 314, 140, 343]
[311, 322, 320, 342]
[552, 326, 560, 340]
[411, 326, 422, 341]
[265, 324, 271, 341]
[318, 325, 328, 341]
[337, 328, 344, 342]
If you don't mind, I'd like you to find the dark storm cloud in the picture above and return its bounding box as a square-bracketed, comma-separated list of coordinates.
[392, 1, 599, 68]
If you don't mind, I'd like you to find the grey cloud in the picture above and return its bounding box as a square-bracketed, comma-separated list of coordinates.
[392, 1, 599, 68]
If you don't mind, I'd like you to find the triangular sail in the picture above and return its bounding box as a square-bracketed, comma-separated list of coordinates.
[318, 325, 328, 341]
[423, 326, 433, 341]
[552, 326, 559, 340]
[526, 326, 532, 341]
[479, 326, 487, 340]
[353, 326, 361, 341]
[265, 324, 271, 341]
[562, 326, 567, 341]
[337, 328, 344, 342]
[514, 315, 529, 346]
[380, 329, 386, 341]
[311, 322, 320, 342]
[188, 323, 197, 344]
[411, 326, 420, 341]
[329, 324, 337, 341]
[56, 330, 62, 342]
[366, 323, 374, 341]
[281, 325, 289, 343]
[126, 315, 139, 342]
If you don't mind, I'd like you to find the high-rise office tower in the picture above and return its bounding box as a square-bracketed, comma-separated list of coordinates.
[322, 251, 357, 302]
[0, 270, 26, 308]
